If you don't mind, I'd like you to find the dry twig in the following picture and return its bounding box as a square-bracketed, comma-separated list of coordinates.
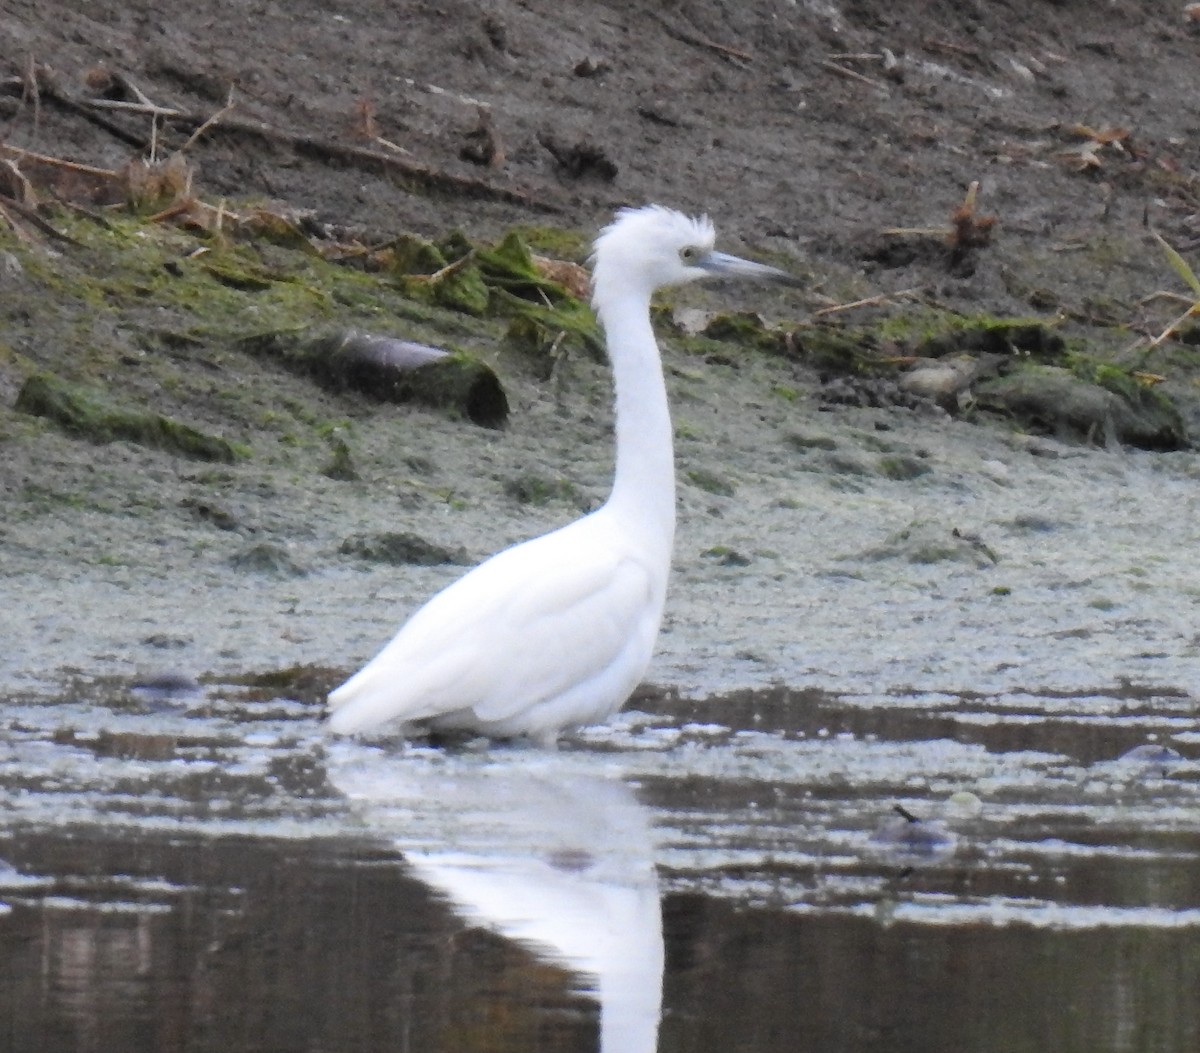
[821, 59, 889, 91]
[80, 98, 182, 119]
[811, 288, 920, 318]
[179, 90, 236, 152]
[19, 62, 549, 211]
[651, 13, 753, 64]
[0, 143, 117, 179]
[350, 97, 409, 155]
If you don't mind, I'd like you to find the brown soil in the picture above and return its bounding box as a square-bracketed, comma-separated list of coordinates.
[5, 0, 1198, 290]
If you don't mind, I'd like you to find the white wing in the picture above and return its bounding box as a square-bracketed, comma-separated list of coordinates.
[327, 513, 662, 735]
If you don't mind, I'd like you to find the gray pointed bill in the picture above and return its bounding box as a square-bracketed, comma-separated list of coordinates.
[697, 250, 802, 287]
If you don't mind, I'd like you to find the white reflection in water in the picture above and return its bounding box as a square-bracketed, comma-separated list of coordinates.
[326, 745, 662, 1053]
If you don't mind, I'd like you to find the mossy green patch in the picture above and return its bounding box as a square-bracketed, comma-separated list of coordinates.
[701, 311, 780, 351]
[788, 326, 879, 376]
[503, 474, 582, 507]
[496, 291, 603, 362]
[686, 468, 736, 496]
[380, 228, 600, 358]
[15, 372, 241, 462]
[339, 531, 470, 566]
[473, 231, 602, 356]
[877, 454, 931, 480]
[506, 224, 588, 258]
[321, 436, 360, 481]
[477, 231, 565, 301]
[383, 233, 448, 275]
[200, 256, 283, 292]
[400, 259, 491, 316]
[975, 364, 1186, 451]
[915, 319, 1066, 361]
[787, 311, 1068, 381]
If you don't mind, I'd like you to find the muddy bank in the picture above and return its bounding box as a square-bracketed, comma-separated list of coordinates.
[1, 0, 1198, 703]
[3, 387, 1199, 706]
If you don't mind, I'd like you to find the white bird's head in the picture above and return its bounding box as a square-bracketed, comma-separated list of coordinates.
[590, 204, 797, 305]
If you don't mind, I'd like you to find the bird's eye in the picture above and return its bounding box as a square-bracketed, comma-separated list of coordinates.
[680, 246, 699, 263]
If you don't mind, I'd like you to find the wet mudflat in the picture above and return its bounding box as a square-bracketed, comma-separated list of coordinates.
[1, 679, 1197, 1053]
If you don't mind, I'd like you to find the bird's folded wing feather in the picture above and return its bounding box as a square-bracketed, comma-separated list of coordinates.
[471, 549, 655, 721]
[328, 522, 657, 727]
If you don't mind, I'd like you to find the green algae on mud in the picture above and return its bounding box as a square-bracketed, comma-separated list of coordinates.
[2, 196, 1195, 469]
[975, 365, 1187, 450]
[15, 371, 241, 462]
[38, 207, 597, 411]
[338, 530, 471, 566]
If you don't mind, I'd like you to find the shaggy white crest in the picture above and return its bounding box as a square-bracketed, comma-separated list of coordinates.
[590, 205, 716, 297]
[326, 204, 795, 744]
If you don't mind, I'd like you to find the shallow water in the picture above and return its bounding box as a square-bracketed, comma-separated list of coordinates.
[1, 679, 1198, 1052]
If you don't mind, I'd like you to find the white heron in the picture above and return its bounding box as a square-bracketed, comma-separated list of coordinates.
[327, 205, 796, 743]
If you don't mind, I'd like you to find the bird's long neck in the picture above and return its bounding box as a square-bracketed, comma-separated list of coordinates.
[594, 283, 676, 557]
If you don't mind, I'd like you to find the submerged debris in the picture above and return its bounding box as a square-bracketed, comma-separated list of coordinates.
[1101, 743, 1186, 781]
[870, 804, 958, 864]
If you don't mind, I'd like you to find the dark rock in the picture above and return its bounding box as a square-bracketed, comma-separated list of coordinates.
[701, 545, 752, 567]
[899, 354, 1003, 411]
[819, 375, 942, 414]
[975, 366, 1187, 451]
[182, 496, 240, 530]
[786, 432, 839, 452]
[230, 541, 307, 577]
[129, 671, 202, 702]
[538, 134, 618, 181]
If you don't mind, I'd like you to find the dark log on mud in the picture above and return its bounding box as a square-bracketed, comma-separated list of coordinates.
[244, 328, 509, 428]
